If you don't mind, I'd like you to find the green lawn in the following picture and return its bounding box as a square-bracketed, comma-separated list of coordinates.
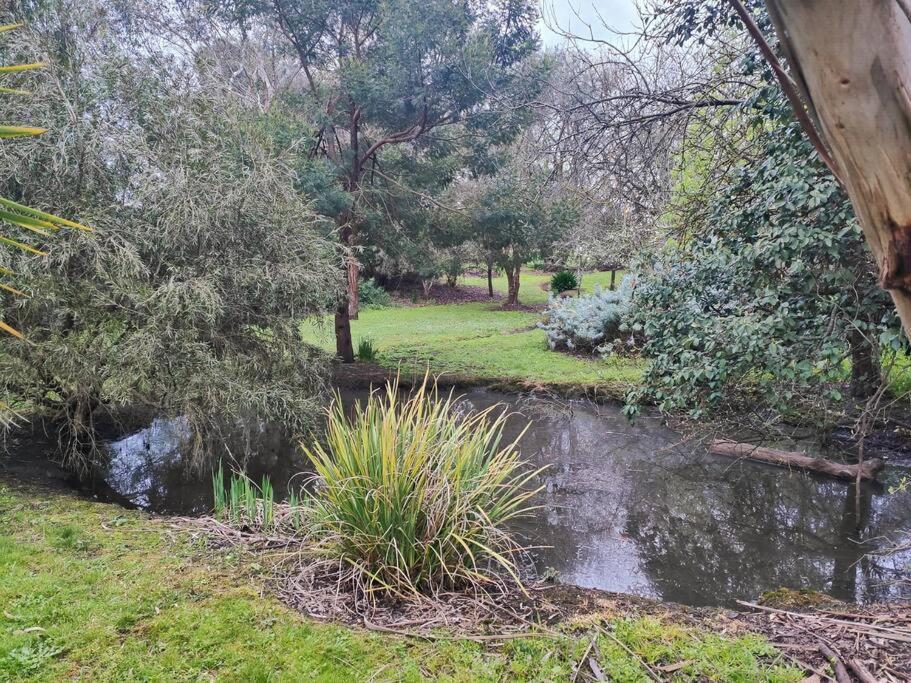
[301, 301, 641, 392]
[461, 269, 623, 305]
[0, 484, 801, 681]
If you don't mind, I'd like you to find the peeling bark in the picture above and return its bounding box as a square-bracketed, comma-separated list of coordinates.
[763, 1, 911, 336]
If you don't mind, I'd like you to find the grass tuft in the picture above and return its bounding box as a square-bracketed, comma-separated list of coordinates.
[211, 465, 302, 533]
[356, 337, 378, 362]
[301, 376, 544, 597]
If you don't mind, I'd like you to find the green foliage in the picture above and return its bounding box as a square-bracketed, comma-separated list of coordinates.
[355, 337, 378, 362]
[212, 464, 303, 533]
[358, 278, 391, 309]
[211, 0, 544, 319]
[541, 276, 635, 353]
[0, 7, 339, 469]
[0, 20, 92, 385]
[302, 379, 543, 595]
[475, 174, 577, 276]
[625, 59, 901, 419]
[549, 270, 579, 293]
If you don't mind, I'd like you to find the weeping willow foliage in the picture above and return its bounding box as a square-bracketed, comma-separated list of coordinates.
[0, 19, 91, 407]
[0, 8, 340, 470]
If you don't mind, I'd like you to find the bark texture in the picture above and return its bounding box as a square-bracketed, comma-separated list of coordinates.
[504, 265, 521, 306]
[709, 439, 884, 481]
[764, 1, 911, 336]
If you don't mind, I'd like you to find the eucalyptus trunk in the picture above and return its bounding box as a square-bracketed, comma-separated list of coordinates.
[763, 1, 911, 337]
[504, 265, 521, 306]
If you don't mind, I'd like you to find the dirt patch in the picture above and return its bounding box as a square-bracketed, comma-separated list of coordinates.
[498, 301, 544, 312]
[428, 284, 502, 304]
[389, 283, 503, 306]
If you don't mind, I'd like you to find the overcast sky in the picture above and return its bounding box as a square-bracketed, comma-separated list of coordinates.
[538, 0, 639, 47]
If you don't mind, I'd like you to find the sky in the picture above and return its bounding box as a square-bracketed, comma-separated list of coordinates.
[537, 0, 639, 47]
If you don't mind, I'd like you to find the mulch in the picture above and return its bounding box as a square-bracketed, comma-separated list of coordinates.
[727, 600, 911, 682]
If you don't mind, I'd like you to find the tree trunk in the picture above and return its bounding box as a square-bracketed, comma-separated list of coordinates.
[610, 269, 617, 291]
[849, 328, 880, 398]
[504, 265, 520, 306]
[763, 1, 911, 338]
[709, 439, 883, 481]
[334, 302, 354, 363]
[347, 256, 359, 320]
[333, 102, 362, 357]
[334, 221, 357, 361]
[487, 260, 494, 298]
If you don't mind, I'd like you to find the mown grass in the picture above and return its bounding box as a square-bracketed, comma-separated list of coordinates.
[0, 484, 801, 681]
[460, 269, 622, 305]
[301, 301, 642, 391]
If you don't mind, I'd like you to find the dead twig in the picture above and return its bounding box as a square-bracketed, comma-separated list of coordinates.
[571, 634, 598, 683]
[845, 658, 879, 683]
[817, 642, 851, 683]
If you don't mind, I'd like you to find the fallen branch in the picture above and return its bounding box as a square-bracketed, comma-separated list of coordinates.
[817, 642, 851, 683]
[710, 440, 883, 481]
[845, 658, 879, 683]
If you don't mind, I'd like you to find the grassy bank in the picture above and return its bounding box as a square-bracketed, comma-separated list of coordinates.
[301, 301, 641, 394]
[0, 483, 801, 681]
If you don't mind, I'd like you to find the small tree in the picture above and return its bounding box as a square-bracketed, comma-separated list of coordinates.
[208, 0, 542, 360]
[474, 174, 575, 306]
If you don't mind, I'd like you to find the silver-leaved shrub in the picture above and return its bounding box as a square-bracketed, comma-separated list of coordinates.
[540, 275, 635, 353]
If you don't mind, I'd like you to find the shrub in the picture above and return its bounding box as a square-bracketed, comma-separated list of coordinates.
[359, 278, 392, 308]
[356, 338, 378, 362]
[540, 275, 635, 353]
[301, 378, 543, 596]
[550, 270, 579, 293]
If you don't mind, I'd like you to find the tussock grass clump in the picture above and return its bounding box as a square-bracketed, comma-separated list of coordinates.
[302, 378, 543, 597]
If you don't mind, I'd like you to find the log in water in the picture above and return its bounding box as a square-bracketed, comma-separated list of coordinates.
[709, 439, 883, 481]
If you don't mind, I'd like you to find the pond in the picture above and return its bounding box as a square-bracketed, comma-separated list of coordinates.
[13, 388, 911, 608]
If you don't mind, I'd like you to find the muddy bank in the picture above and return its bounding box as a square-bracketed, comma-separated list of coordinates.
[331, 360, 631, 402]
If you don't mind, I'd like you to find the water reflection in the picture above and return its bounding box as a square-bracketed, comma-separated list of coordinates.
[92, 388, 911, 607]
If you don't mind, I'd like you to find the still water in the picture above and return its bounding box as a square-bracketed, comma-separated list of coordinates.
[80, 389, 911, 607]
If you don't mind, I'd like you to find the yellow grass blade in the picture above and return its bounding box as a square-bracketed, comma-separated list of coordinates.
[0, 282, 26, 296]
[0, 235, 46, 255]
[0, 124, 47, 138]
[0, 196, 92, 231]
[0, 208, 55, 235]
[0, 23, 24, 33]
[0, 61, 46, 74]
[0, 319, 23, 339]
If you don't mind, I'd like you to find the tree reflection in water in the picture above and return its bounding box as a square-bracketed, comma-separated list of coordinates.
[63, 388, 911, 607]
